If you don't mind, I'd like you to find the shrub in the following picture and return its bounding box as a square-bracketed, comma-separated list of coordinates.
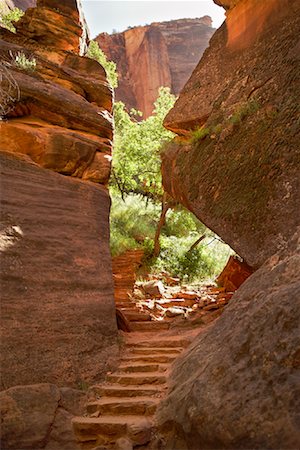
[13, 51, 36, 71]
[87, 40, 118, 88]
[0, 6, 24, 33]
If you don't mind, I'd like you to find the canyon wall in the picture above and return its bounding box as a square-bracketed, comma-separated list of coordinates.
[97, 17, 215, 117]
[157, 0, 300, 448]
[0, 0, 118, 390]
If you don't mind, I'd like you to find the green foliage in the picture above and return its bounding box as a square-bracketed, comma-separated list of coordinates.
[14, 51, 36, 71]
[112, 87, 176, 200]
[190, 126, 210, 143]
[0, 6, 24, 33]
[229, 99, 260, 125]
[151, 234, 232, 282]
[110, 194, 160, 257]
[110, 193, 231, 282]
[87, 40, 118, 88]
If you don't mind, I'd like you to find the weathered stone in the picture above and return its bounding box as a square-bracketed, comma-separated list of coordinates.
[156, 235, 300, 449]
[162, 0, 300, 268]
[0, 383, 85, 450]
[97, 17, 215, 117]
[217, 255, 254, 291]
[112, 250, 144, 303]
[0, 152, 118, 388]
[142, 280, 165, 298]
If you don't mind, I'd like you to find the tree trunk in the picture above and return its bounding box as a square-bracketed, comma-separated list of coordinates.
[187, 234, 206, 253]
[153, 192, 170, 257]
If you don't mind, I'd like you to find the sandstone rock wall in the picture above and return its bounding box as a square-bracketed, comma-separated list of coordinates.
[156, 1, 300, 448]
[97, 18, 215, 117]
[0, 0, 118, 389]
[162, 0, 300, 268]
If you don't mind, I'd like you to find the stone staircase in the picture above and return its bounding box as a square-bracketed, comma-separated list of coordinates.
[72, 335, 191, 449]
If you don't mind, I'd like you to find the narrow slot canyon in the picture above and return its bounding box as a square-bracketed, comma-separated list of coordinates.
[0, 0, 299, 449]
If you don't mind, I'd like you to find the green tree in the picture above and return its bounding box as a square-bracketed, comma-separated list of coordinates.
[87, 40, 118, 88]
[112, 87, 176, 200]
[0, 7, 24, 33]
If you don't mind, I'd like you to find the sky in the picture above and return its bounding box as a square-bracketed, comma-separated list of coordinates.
[81, 1, 225, 37]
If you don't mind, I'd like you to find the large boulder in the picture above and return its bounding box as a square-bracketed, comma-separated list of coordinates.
[156, 234, 300, 449]
[162, 0, 300, 268]
[0, 152, 118, 388]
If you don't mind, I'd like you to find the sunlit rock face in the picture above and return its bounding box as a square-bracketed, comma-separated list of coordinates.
[0, 0, 118, 389]
[157, 1, 300, 448]
[163, 0, 300, 269]
[97, 17, 215, 117]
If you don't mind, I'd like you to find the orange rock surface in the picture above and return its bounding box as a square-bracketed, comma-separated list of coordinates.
[97, 18, 215, 117]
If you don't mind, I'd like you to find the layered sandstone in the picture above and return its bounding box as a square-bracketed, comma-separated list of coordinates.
[157, 0, 300, 448]
[97, 17, 215, 117]
[0, 0, 118, 390]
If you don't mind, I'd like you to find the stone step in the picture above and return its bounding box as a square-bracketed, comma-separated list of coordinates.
[123, 311, 152, 322]
[72, 415, 153, 446]
[89, 384, 163, 398]
[122, 354, 177, 364]
[87, 397, 158, 416]
[130, 347, 183, 355]
[156, 298, 196, 308]
[129, 321, 170, 331]
[106, 373, 167, 386]
[118, 363, 167, 373]
[127, 338, 190, 348]
[115, 302, 136, 308]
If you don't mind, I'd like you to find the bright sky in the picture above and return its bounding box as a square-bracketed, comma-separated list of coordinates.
[81, 1, 225, 37]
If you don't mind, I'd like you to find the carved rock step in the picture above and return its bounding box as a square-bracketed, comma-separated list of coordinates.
[118, 363, 168, 373]
[106, 373, 167, 386]
[89, 384, 163, 398]
[130, 347, 183, 355]
[127, 338, 190, 348]
[122, 311, 152, 322]
[87, 396, 158, 416]
[121, 354, 177, 363]
[72, 415, 153, 446]
[129, 321, 170, 331]
[156, 298, 196, 308]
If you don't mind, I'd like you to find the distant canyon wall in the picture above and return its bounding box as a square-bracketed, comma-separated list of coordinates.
[97, 17, 215, 117]
[0, 0, 118, 389]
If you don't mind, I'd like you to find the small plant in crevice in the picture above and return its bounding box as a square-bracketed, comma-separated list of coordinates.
[13, 51, 36, 72]
[228, 99, 260, 126]
[190, 126, 210, 143]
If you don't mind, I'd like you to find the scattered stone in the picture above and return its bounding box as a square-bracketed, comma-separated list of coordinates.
[141, 280, 165, 298]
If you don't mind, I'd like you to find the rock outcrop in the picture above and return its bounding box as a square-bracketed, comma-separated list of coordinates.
[0, 383, 85, 449]
[163, 0, 300, 269]
[157, 0, 300, 448]
[0, 0, 118, 390]
[97, 17, 215, 117]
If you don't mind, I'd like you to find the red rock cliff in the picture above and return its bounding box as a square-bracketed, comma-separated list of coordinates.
[0, 0, 118, 389]
[97, 17, 215, 117]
